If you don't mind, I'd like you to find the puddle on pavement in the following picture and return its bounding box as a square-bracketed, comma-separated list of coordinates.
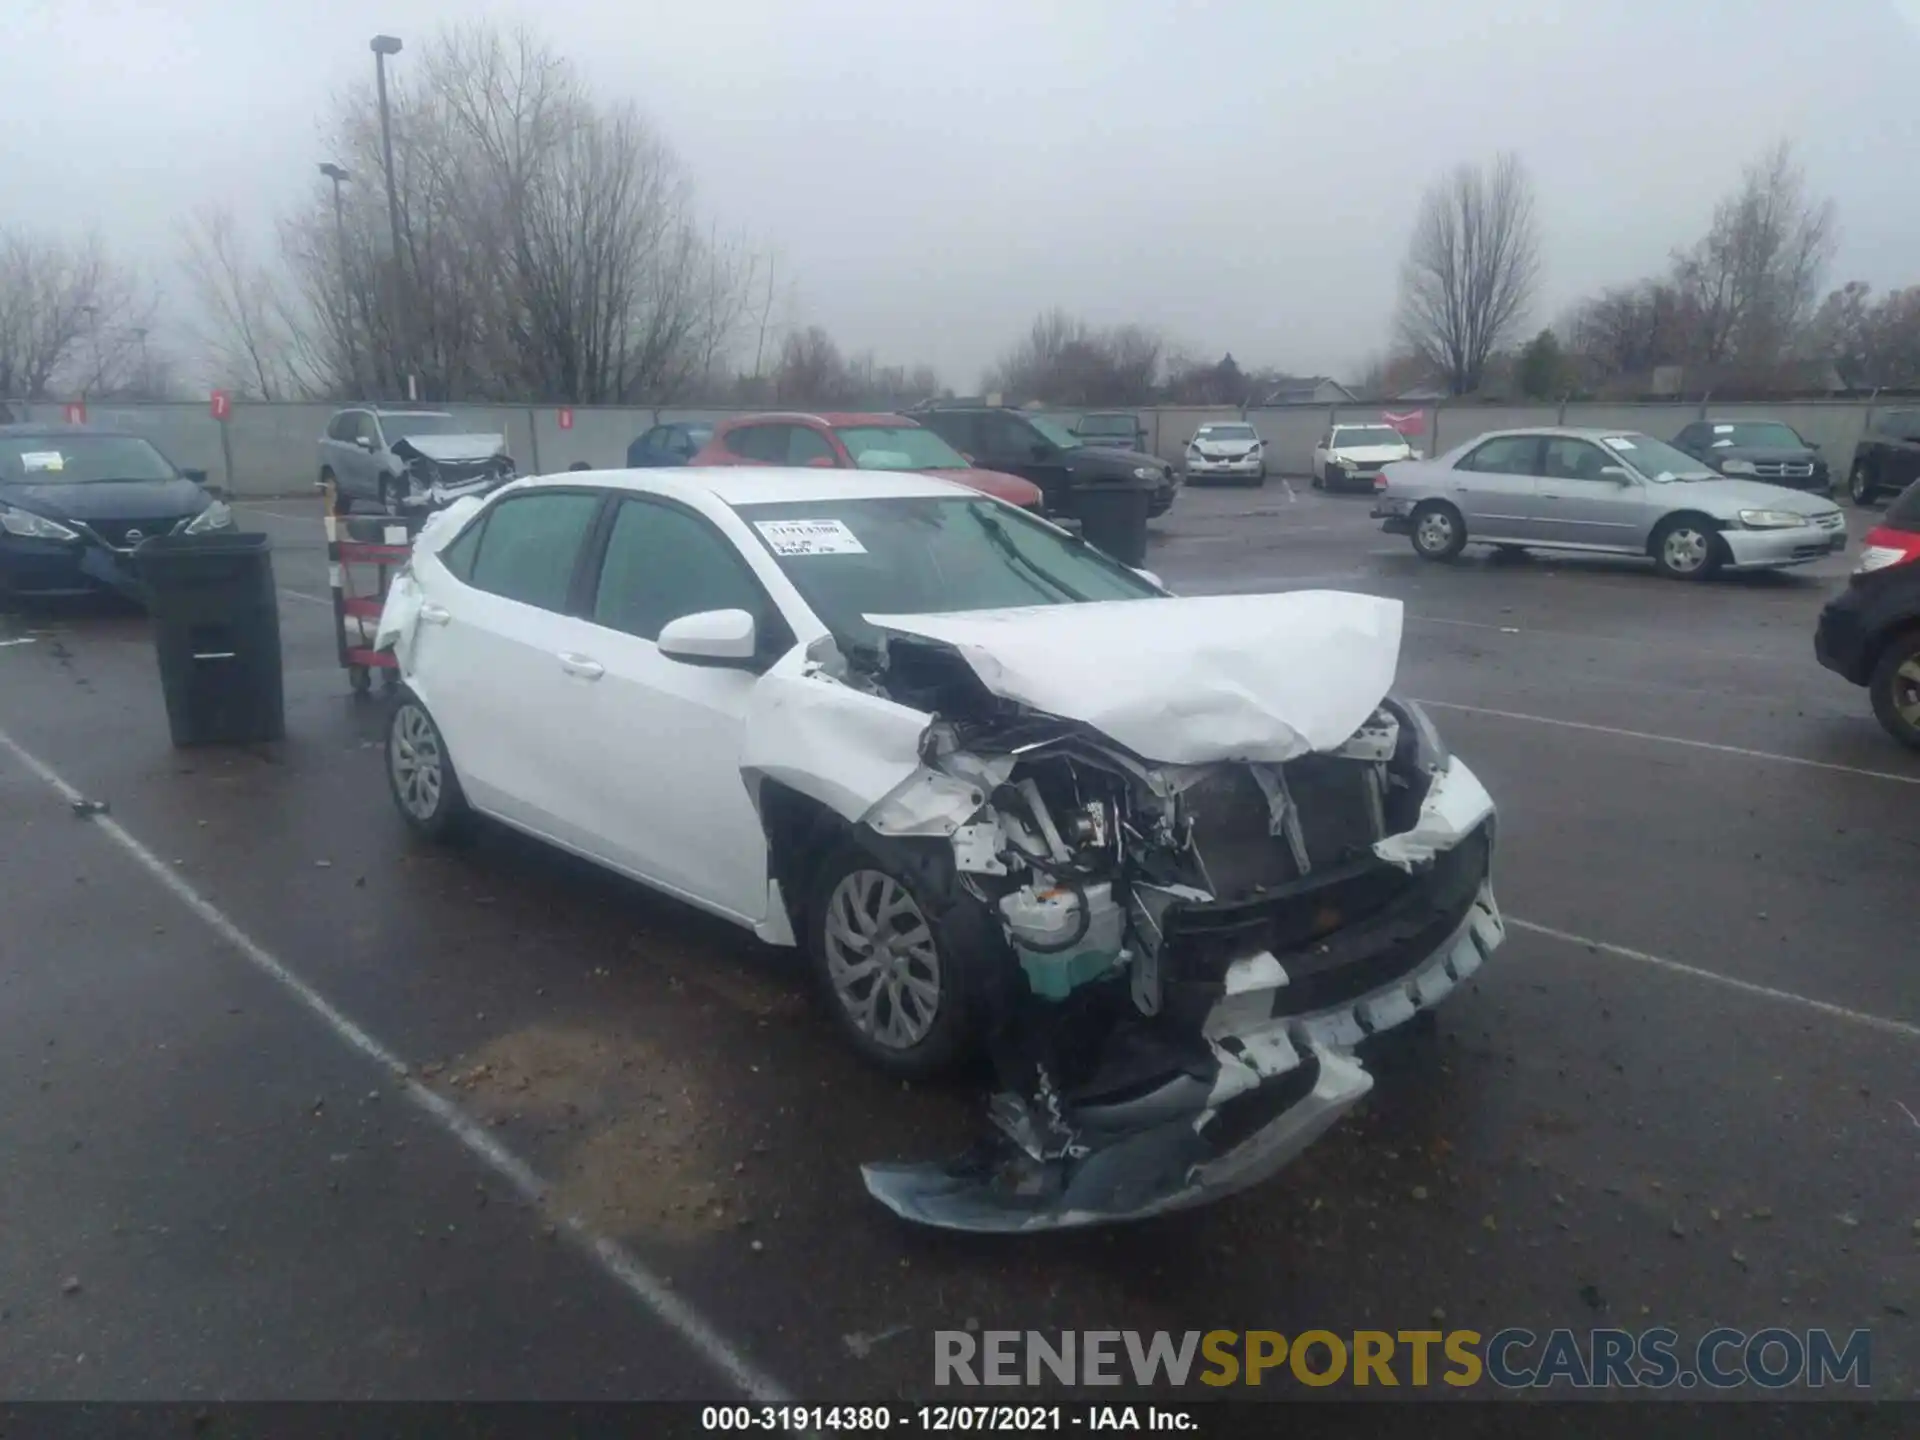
[437, 1021, 757, 1243]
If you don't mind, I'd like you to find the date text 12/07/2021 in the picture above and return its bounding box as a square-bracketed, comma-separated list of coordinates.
[700, 1406, 1199, 1432]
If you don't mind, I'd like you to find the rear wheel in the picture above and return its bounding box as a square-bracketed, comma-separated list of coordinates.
[1868, 631, 1920, 750]
[387, 693, 472, 841]
[1410, 501, 1466, 562]
[1848, 462, 1877, 507]
[1651, 515, 1722, 581]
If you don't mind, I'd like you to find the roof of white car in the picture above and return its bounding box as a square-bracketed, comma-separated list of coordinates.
[526, 465, 972, 506]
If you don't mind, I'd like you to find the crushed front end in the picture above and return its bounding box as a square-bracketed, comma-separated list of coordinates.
[851, 635, 1502, 1232]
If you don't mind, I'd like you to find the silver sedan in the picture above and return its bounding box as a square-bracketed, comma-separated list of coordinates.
[1371, 427, 1848, 580]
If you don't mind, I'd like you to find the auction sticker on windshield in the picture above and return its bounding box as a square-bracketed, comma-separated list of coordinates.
[21, 451, 65, 471]
[755, 519, 867, 556]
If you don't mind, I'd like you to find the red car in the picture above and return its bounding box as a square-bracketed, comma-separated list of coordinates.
[691, 412, 1044, 510]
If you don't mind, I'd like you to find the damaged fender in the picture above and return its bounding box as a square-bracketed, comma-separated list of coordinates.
[374, 495, 486, 669]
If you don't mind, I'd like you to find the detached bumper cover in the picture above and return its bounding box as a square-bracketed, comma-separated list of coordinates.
[863, 760, 1503, 1233]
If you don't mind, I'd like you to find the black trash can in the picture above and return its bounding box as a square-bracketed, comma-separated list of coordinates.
[1068, 475, 1155, 567]
[134, 532, 286, 747]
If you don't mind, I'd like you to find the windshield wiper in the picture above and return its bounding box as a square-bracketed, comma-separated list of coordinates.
[968, 508, 1089, 603]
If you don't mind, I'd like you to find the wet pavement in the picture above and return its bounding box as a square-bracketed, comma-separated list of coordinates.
[1, 480, 1915, 1404]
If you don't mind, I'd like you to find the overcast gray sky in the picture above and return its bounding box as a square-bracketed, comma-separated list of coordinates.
[7, 0, 1919, 387]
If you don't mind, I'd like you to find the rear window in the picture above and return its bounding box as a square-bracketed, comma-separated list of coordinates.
[1885, 479, 1920, 532]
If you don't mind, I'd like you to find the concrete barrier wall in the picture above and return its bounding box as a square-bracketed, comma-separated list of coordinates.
[12, 397, 1891, 497]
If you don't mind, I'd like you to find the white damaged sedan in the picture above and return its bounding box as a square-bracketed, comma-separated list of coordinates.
[376, 467, 1503, 1232]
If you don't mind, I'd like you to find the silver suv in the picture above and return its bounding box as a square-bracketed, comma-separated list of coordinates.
[318, 408, 516, 514]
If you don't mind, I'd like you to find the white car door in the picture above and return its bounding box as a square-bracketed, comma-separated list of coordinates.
[550, 494, 793, 925]
[403, 487, 607, 847]
[1311, 431, 1331, 481]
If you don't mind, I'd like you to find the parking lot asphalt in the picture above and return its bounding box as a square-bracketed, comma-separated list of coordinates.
[1, 479, 1915, 1405]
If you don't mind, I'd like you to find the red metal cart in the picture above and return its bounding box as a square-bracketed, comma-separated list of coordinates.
[322, 481, 423, 695]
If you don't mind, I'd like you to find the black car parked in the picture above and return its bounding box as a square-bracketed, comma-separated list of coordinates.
[907, 402, 1177, 517]
[1672, 419, 1831, 495]
[1842, 408, 1920, 508]
[1815, 479, 1920, 749]
[0, 424, 232, 600]
[626, 421, 713, 468]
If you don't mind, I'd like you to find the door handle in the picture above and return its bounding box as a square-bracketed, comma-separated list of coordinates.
[419, 602, 451, 625]
[557, 652, 604, 680]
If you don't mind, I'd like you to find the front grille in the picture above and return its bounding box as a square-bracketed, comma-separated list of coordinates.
[1754, 462, 1814, 478]
[1816, 512, 1845, 530]
[88, 517, 184, 549]
[428, 459, 499, 484]
[1182, 758, 1387, 904]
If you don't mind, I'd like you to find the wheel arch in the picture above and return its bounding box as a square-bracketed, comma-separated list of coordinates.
[1646, 509, 1728, 558]
[1862, 617, 1920, 688]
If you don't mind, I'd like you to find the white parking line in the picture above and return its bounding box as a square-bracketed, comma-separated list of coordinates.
[1413, 698, 1920, 786]
[0, 724, 790, 1404]
[1509, 916, 1920, 1042]
[236, 504, 320, 522]
[280, 588, 334, 607]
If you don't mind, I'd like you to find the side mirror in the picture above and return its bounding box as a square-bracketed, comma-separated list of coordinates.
[353, 435, 373, 450]
[657, 608, 759, 668]
[805, 454, 836, 469]
[1130, 566, 1164, 589]
[1599, 465, 1635, 483]
[180, 467, 209, 485]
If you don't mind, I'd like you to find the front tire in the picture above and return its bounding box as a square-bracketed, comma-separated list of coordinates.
[1410, 501, 1466, 562]
[805, 844, 974, 1080]
[1651, 516, 1722, 581]
[1849, 462, 1877, 508]
[387, 692, 472, 841]
[1868, 631, 1920, 751]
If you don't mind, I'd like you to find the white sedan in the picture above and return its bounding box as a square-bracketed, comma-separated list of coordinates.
[376, 467, 1503, 1232]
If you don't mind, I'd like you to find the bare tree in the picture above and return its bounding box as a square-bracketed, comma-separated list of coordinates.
[0, 230, 149, 400]
[1564, 281, 1696, 378]
[772, 325, 850, 406]
[1395, 152, 1540, 395]
[985, 309, 1165, 405]
[1811, 281, 1920, 388]
[1670, 142, 1836, 366]
[180, 206, 311, 400]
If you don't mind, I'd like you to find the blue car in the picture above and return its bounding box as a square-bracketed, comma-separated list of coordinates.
[626, 422, 712, 468]
[0, 424, 233, 599]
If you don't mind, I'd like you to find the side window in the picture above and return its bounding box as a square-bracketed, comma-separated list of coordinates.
[591, 500, 772, 643]
[467, 492, 602, 612]
[786, 426, 836, 465]
[928, 413, 978, 457]
[438, 514, 488, 582]
[983, 414, 1036, 458]
[1674, 425, 1702, 449]
[726, 424, 787, 462]
[326, 413, 350, 441]
[1540, 438, 1612, 481]
[1458, 436, 1542, 475]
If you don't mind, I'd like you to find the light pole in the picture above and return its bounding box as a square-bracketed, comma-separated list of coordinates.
[319, 162, 358, 394]
[369, 34, 409, 399]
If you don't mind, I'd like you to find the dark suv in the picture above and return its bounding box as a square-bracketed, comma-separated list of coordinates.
[1815, 479, 1920, 749]
[908, 403, 1177, 517]
[1845, 408, 1920, 508]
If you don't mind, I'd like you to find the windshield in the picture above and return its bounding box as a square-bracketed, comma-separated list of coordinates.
[1700, 422, 1807, 449]
[1026, 416, 1082, 450]
[378, 414, 464, 442]
[833, 426, 969, 471]
[1600, 434, 1717, 483]
[1078, 416, 1136, 435]
[736, 495, 1160, 649]
[0, 434, 178, 484]
[1332, 426, 1407, 449]
[1196, 424, 1257, 442]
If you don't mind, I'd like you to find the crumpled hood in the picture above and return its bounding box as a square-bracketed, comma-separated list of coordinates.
[392, 434, 507, 464]
[1192, 437, 1260, 456]
[865, 590, 1403, 764]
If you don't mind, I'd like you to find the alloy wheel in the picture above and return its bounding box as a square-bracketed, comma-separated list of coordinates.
[1662, 526, 1710, 575]
[1415, 509, 1456, 555]
[1895, 656, 1920, 731]
[390, 703, 444, 821]
[822, 869, 942, 1052]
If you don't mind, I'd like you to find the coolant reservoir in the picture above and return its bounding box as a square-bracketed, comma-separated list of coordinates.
[999, 882, 1127, 1000]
